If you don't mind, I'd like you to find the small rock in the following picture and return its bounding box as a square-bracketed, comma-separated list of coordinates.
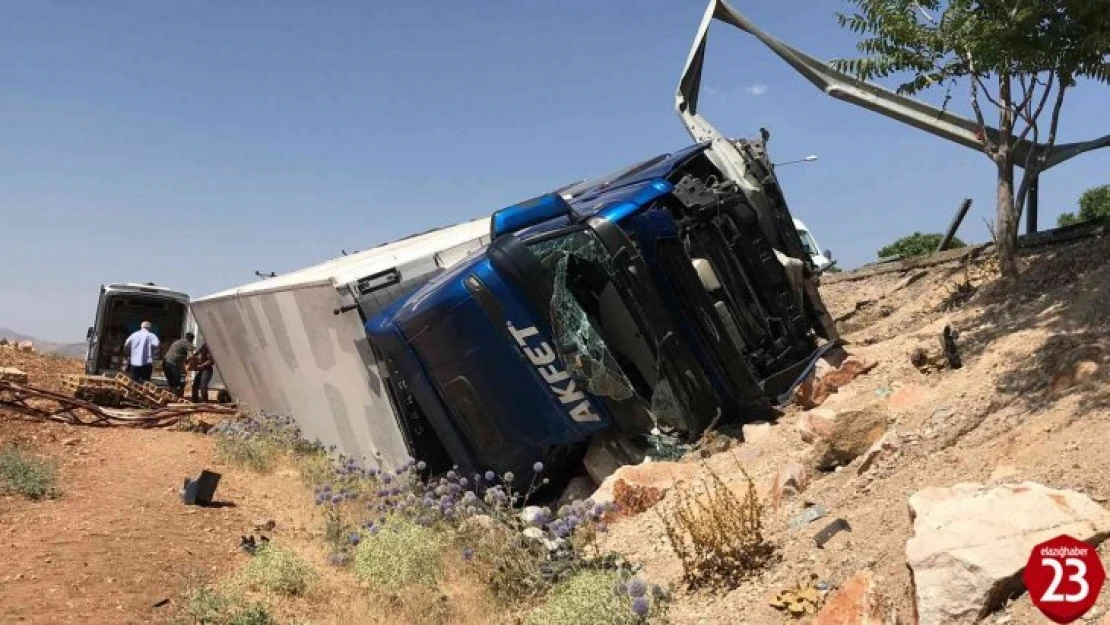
[797, 409, 838, 444]
[907, 481, 1110, 624]
[771, 461, 811, 506]
[519, 506, 550, 527]
[816, 570, 897, 624]
[742, 421, 773, 443]
[556, 476, 597, 509]
[1047, 344, 1103, 396]
[252, 519, 276, 532]
[802, 405, 889, 471]
[791, 504, 828, 528]
[521, 527, 544, 541]
[61, 438, 80, 447]
[590, 460, 701, 508]
[856, 430, 901, 475]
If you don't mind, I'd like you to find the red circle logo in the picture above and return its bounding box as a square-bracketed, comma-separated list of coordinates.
[1023, 534, 1105, 624]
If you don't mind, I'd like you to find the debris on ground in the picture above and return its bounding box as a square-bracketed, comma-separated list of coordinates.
[181, 469, 222, 506]
[769, 575, 824, 617]
[813, 518, 851, 549]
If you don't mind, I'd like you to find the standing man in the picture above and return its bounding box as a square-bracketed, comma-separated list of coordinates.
[123, 320, 160, 383]
[163, 332, 194, 397]
[190, 342, 214, 403]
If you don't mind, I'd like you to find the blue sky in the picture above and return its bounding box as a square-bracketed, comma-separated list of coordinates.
[2, 1, 1106, 342]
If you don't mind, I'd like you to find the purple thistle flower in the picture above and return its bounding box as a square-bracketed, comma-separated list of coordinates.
[458, 477, 468, 487]
[417, 461, 427, 471]
[504, 472, 515, 483]
[322, 484, 332, 493]
[348, 533, 361, 546]
[461, 547, 474, 561]
[331, 495, 343, 504]
[446, 470, 457, 480]
[613, 582, 627, 596]
[369, 525, 379, 535]
[315, 494, 325, 505]
[484, 470, 496, 482]
[533, 461, 544, 473]
[626, 578, 646, 598]
[597, 522, 608, 533]
[631, 597, 649, 617]
[382, 474, 393, 484]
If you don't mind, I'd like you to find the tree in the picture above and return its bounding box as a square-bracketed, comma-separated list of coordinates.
[878, 231, 966, 259]
[1057, 183, 1110, 226]
[833, 0, 1110, 279]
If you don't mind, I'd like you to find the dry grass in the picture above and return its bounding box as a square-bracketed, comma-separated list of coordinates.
[657, 460, 774, 590]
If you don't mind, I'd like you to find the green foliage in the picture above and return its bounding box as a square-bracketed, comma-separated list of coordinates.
[212, 413, 323, 473]
[833, 0, 1110, 96]
[658, 464, 773, 591]
[0, 445, 59, 500]
[180, 585, 275, 625]
[1058, 184, 1110, 226]
[352, 517, 447, 588]
[525, 570, 640, 625]
[877, 231, 966, 259]
[240, 545, 316, 597]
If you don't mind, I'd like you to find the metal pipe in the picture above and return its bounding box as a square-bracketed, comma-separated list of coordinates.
[935, 198, 973, 254]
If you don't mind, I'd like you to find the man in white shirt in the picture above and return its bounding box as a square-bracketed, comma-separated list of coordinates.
[123, 320, 161, 383]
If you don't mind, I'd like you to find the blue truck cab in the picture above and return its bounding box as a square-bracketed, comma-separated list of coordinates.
[366, 140, 838, 486]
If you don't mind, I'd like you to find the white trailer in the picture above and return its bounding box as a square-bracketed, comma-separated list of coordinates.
[189, 217, 492, 469]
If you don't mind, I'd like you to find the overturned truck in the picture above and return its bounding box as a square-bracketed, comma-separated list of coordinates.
[193, 3, 840, 491]
[367, 138, 839, 489]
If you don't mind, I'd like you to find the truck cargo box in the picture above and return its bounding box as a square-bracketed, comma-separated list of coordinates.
[190, 217, 491, 469]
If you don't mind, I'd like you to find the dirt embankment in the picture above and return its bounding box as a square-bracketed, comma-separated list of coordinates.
[600, 235, 1110, 624]
[1, 235, 1108, 624]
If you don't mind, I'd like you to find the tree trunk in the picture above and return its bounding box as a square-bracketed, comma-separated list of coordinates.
[995, 158, 1020, 279]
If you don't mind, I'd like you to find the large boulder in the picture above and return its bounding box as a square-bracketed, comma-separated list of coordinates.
[798, 405, 889, 470]
[906, 482, 1110, 625]
[816, 570, 898, 625]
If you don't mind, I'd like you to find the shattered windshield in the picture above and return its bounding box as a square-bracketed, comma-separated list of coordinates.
[526, 228, 686, 430]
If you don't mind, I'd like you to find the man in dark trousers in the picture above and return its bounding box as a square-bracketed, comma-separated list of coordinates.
[163, 333, 194, 397]
[123, 320, 160, 383]
[190, 342, 214, 403]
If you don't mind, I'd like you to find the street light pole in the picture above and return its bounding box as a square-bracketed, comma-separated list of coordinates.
[773, 154, 819, 167]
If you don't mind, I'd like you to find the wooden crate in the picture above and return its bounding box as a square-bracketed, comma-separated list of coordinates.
[0, 367, 29, 385]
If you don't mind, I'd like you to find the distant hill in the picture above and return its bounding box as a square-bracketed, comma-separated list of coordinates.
[0, 328, 86, 359]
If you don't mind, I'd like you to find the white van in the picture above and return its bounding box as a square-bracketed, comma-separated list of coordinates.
[85, 282, 228, 399]
[793, 218, 834, 271]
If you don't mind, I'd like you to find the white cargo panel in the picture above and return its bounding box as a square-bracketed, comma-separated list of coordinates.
[191, 217, 491, 470]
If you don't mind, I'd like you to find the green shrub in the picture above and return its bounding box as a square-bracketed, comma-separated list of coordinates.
[353, 518, 447, 588]
[0, 445, 59, 500]
[877, 232, 966, 260]
[215, 435, 280, 473]
[527, 570, 642, 625]
[240, 545, 316, 597]
[180, 584, 275, 625]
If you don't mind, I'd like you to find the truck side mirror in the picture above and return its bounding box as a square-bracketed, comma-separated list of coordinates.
[86, 326, 94, 340]
[825, 249, 834, 262]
